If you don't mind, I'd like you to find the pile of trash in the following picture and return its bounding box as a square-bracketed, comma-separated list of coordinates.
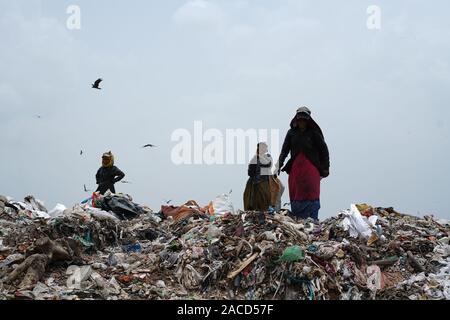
[1, 194, 449, 300]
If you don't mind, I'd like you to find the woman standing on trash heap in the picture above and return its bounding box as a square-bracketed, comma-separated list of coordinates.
[275, 107, 330, 221]
[95, 151, 125, 195]
[244, 142, 276, 212]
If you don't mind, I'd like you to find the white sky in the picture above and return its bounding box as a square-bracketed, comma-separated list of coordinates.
[1, 0, 449, 219]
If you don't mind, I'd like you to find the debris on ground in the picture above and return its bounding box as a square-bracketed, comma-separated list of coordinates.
[1, 193, 449, 300]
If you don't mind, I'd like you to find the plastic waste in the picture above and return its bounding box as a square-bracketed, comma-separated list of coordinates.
[209, 193, 235, 215]
[341, 204, 373, 239]
[316, 244, 340, 260]
[48, 204, 67, 218]
[66, 265, 93, 289]
[108, 253, 118, 266]
[367, 265, 384, 292]
[122, 243, 142, 253]
[101, 195, 146, 220]
[262, 231, 279, 242]
[207, 225, 222, 240]
[12, 200, 50, 219]
[0, 253, 24, 268]
[84, 207, 119, 221]
[368, 215, 378, 227]
[278, 246, 305, 262]
[376, 225, 383, 237]
[92, 263, 108, 270]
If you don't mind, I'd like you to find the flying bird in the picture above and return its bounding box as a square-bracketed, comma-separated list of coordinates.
[80, 150, 83, 156]
[84, 184, 91, 192]
[92, 78, 103, 90]
[142, 144, 156, 148]
[36, 115, 42, 119]
[164, 199, 172, 204]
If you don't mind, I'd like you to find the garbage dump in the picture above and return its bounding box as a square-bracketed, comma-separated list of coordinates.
[1, 194, 449, 300]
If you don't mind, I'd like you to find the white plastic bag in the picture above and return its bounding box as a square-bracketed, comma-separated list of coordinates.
[341, 204, 373, 239]
[66, 265, 92, 289]
[210, 193, 235, 215]
[48, 204, 67, 218]
[85, 207, 120, 221]
[368, 215, 378, 227]
[11, 201, 50, 219]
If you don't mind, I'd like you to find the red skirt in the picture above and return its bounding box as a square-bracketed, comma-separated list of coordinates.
[288, 153, 321, 201]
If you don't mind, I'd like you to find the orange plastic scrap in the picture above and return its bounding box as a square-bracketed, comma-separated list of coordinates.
[161, 200, 209, 221]
[118, 275, 134, 284]
[356, 203, 374, 217]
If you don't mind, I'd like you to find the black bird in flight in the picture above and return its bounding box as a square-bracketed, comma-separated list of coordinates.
[80, 150, 83, 156]
[142, 144, 156, 148]
[92, 78, 103, 90]
[36, 115, 42, 119]
[164, 199, 172, 204]
[84, 184, 91, 192]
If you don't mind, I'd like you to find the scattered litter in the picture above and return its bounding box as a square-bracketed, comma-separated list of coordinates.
[1, 195, 449, 300]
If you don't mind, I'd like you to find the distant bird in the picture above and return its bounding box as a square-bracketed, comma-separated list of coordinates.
[92, 78, 103, 90]
[163, 199, 172, 205]
[80, 150, 83, 156]
[36, 115, 42, 119]
[84, 184, 91, 192]
[283, 202, 291, 207]
[142, 144, 156, 148]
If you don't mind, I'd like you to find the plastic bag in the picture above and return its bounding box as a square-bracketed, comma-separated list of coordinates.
[367, 265, 384, 291]
[101, 195, 145, 220]
[48, 204, 67, 218]
[278, 246, 305, 262]
[84, 207, 120, 221]
[66, 265, 93, 289]
[12, 201, 50, 219]
[209, 193, 235, 215]
[342, 204, 373, 239]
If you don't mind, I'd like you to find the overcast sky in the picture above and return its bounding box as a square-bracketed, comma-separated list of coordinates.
[1, 0, 449, 219]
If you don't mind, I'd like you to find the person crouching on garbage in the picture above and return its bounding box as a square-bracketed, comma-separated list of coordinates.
[95, 151, 125, 195]
[243, 142, 273, 211]
[275, 107, 330, 221]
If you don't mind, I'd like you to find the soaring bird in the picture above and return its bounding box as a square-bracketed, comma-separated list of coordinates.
[142, 144, 156, 148]
[84, 184, 91, 192]
[92, 78, 103, 90]
[80, 150, 83, 156]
